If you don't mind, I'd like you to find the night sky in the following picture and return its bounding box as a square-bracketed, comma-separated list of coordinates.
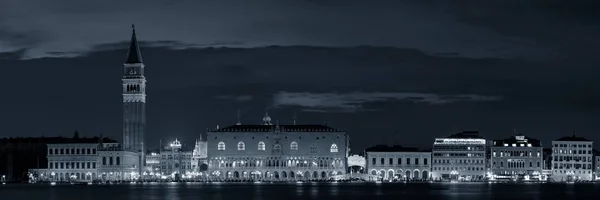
[1, 0, 600, 153]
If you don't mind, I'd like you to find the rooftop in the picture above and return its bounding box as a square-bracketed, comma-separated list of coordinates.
[365, 145, 427, 152]
[554, 135, 591, 142]
[208, 124, 344, 133]
[493, 135, 542, 147]
[442, 131, 485, 139]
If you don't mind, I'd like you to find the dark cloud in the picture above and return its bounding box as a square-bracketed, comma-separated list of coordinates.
[0, 0, 557, 59]
[272, 92, 502, 113]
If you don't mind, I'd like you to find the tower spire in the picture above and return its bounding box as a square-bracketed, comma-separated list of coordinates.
[236, 109, 241, 125]
[125, 24, 143, 64]
[293, 111, 297, 125]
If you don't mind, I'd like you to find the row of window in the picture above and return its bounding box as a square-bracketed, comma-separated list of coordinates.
[553, 170, 592, 174]
[212, 159, 345, 168]
[49, 148, 97, 155]
[432, 145, 485, 151]
[553, 144, 592, 148]
[433, 166, 485, 171]
[433, 153, 484, 157]
[553, 149, 592, 155]
[217, 141, 339, 153]
[48, 161, 97, 169]
[492, 151, 541, 157]
[553, 163, 593, 170]
[101, 157, 121, 166]
[492, 161, 541, 168]
[433, 159, 484, 165]
[552, 156, 593, 162]
[371, 158, 428, 166]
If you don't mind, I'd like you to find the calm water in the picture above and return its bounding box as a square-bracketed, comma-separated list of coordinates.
[1, 182, 599, 200]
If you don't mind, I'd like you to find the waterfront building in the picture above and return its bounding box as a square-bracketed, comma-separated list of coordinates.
[144, 139, 207, 180]
[206, 113, 349, 181]
[97, 143, 140, 181]
[365, 145, 431, 181]
[551, 135, 594, 181]
[490, 135, 544, 181]
[43, 143, 100, 182]
[26, 136, 129, 182]
[347, 154, 366, 174]
[431, 131, 486, 181]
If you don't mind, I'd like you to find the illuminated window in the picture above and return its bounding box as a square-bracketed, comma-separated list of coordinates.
[218, 142, 226, 151]
[238, 142, 245, 151]
[258, 141, 265, 151]
[290, 141, 298, 150]
[330, 143, 338, 153]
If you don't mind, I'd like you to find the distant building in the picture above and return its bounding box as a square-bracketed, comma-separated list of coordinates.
[144, 138, 207, 180]
[365, 145, 431, 181]
[551, 135, 594, 181]
[490, 135, 544, 181]
[431, 131, 486, 181]
[206, 112, 349, 181]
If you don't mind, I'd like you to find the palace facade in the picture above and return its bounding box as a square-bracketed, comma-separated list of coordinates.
[206, 113, 349, 181]
[490, 135, 544, 181]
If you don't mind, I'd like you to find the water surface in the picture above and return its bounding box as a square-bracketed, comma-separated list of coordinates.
[1, 182, 599, 200]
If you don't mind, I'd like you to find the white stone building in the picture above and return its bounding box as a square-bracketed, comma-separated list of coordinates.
[431, 131, 486, 181]
[365, 145, 431, 181]
[206, 113, 349, 181]
[490, 135, 544, 181]
[551, 136, 594, 181]
[29, 141, 141, 182]
[97, 143, 140, 181]
[43, 143, 100, 182]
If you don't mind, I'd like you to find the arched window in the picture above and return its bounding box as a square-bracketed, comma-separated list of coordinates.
[116, 157, 120, 165]
[330, 143, 338, 153]
[102, 157, 106, 165]
[238, 142, 245, 151]
[217, 142, 226, 151]
[290, 141, 298, 151]
[274, 144, 281, 150]
[258, 141, 266, 151]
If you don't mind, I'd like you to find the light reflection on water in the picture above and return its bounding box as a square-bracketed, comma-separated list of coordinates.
[2, 182, 600, 200]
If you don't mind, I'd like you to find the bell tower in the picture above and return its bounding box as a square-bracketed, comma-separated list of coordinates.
[122, 24, 146, 172]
